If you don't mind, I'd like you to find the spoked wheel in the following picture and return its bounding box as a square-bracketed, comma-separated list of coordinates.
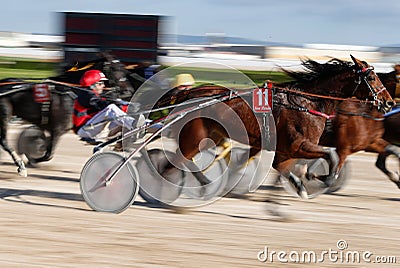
[136, 148, 184, 206]
[80, 151, 139, 213]
[182, 147, 228, 200]
[17, 125, 50, 165]
[280, 158, 330, 199]
[224, 147, 274, 195]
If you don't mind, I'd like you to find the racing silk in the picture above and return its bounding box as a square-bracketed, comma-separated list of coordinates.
[72, 100, 99, 133]
[72, 90, 111, 133]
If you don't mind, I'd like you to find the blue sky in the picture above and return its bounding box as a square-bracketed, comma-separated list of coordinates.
[2, 0, 400, 46]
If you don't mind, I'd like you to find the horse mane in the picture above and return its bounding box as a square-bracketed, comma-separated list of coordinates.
[49, 52, 119, 85]
[282, 58, 353, 88]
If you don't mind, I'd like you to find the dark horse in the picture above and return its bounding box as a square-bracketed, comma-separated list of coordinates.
[0, 79, 76, 176]
[0, 52, 141, 176]
[149, 55, 393, 200]
[49, 51, 143, 100]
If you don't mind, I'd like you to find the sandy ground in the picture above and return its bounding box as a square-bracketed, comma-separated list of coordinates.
[1, 124, 400, 267]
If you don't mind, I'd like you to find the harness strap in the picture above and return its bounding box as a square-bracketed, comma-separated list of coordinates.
[274, 86, 374, 104]
[38, 84, 54, 125]
[308, 109, 336, 119]
[273, 101, 335, 119]
[337, 109, 385, 121]
[41, 101, 51, 125]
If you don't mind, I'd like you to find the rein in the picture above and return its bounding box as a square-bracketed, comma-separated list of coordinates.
[273, 100, 336, 119]
[272, 70, 389, 119]
[0, 83, 33, 97]
[142, 89, 252, 116]
[273, 86, 375, 104]
[337, 109, 385, 121]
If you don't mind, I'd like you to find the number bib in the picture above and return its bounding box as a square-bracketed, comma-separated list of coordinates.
[252, 87, 272, 113]
[33, 84, 51, 103]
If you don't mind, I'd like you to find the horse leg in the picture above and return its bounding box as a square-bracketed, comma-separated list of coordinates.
[363, 137, 400, 188]
[375, 144, 400, 188]
[0, 130, 27, 177]
[294, 140, 339, 186]
[161, 118, 213, 189]
[34, 130, 63, 163]
[272, 152, 306, 197]
[40, 137, 54, 162]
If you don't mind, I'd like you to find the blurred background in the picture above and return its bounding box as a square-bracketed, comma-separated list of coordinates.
[0, 1, 399, 80]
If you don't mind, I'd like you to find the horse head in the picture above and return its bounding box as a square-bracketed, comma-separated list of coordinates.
[54, 51, 136, 100]
[97, 52, 136, 100]
[283, 56, 395, 113]
[350, 55, 394, 112]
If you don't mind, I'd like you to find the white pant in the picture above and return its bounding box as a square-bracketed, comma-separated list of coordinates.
[77, 104, 135, 139]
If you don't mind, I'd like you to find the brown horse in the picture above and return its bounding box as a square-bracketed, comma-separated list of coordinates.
[271, 56, 394, 195]
[286, 63, 400, 197]
[378, 65, 400, 145]
[347, 65, 400, 189]
[324, 100, 400, 190]
[150, 55, 393, 200]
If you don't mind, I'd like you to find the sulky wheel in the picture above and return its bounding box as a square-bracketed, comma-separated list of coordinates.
[223, 147, 250, 194]
[182, 146, 228, 200]
[17, 125, 50, 165]
[224, 147, 274, 195]
[80, 151, 139, 213]
[136, 148, 184, 206]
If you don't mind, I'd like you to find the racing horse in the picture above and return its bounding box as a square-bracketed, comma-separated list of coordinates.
[0, 79, 76, 176]
[271, 56, 393, 193]
[0, 53, 138, 176]
[378, 65, 400, 145]
[50, 51, 141, 100]
[151, 55, 393, 200]
[344, 65, 400, 190]
[319, 98, 400, 192]
[329, 65, 400, 192]
[279, 60, 400, 196]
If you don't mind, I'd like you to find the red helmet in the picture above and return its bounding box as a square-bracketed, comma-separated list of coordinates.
[80, 70, 108, 87]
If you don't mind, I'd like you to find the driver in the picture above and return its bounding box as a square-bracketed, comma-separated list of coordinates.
[148, 73, 195, 121]
[73, 69, 139, 144]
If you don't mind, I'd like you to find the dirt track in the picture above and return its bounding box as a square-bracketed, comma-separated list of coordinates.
[1, 125, 400, 267]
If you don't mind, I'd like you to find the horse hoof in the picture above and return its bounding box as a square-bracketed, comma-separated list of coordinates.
[16, 160, 27, 177]
[324, 174, 338, 187]
[288, 172, 308, 199]
[299, 189, 309, 200]
[18, 168, 28, 177]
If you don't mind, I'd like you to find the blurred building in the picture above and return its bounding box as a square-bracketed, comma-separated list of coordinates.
[1, 21, 400, 73]
[62, 12, 162, 65]
[0, 31, 63, 61]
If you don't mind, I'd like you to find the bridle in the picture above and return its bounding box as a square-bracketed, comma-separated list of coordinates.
[102, 59, 127, 85]
[101, 59, 135, 98]
[352, 66, 391, 111]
